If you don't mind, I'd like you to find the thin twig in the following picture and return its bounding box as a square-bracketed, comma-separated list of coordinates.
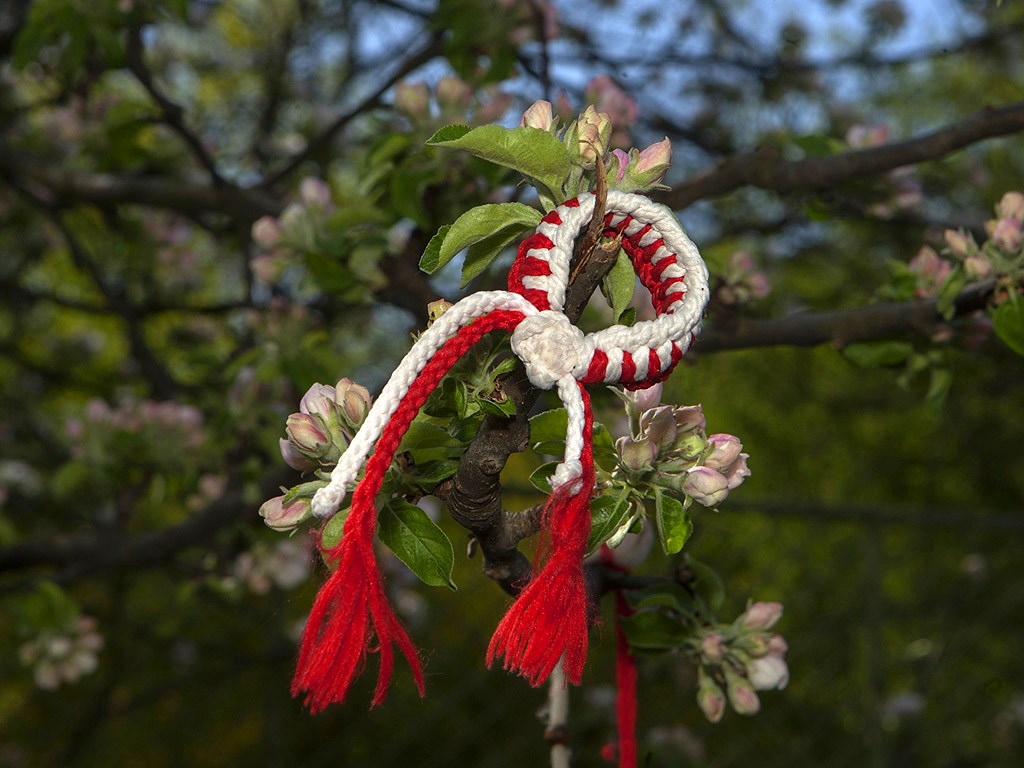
[545, 659, 572, 768]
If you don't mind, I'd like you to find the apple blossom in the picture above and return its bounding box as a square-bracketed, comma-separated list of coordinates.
[740, 601, 783, 630]
[683, 466, 730, 506]
[519, 99, 554, 131]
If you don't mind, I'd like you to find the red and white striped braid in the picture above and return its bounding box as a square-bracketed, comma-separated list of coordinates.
[295, 191, 708, 712]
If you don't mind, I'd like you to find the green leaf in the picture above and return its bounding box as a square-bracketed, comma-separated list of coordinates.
[600, 250, 637, 322]
[841, 341, 914, 368]
[378, 500, 456, 589]
[992, 298, 1024, 356]
[427, 124, 572, 203]
[435, 203, 542, 276]
[654, 489, 693, 555]
[619, 610, 688, 652]
[418, 225, 452, 274]
[529, 408, 568, 452]
[586, 490, 635, 553]
[401, 419, 465, 463]
[320, 507, 351, 551]
[528, 461, 560, 493]
[460, 226, 528, 288]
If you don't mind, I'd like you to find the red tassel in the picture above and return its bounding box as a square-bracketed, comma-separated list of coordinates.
[487, 382, 595, 686]
[292, 310, 524, 711]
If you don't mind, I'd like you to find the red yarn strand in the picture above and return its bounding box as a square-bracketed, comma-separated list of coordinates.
[292, 310, 525, 711]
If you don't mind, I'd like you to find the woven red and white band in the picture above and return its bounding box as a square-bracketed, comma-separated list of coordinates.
[311, 190, 709, 520]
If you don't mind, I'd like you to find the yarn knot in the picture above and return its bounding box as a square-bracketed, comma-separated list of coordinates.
[510, 310, 587, 390]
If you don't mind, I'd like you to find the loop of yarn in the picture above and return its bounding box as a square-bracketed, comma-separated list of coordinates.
[294, 190, 709, 713]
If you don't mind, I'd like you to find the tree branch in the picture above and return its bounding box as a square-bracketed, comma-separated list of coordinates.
[696, 280, 995, 353]
[659, 101, 1024, 210]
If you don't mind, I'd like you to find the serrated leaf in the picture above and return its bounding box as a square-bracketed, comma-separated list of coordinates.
[378, 500, 456, 589]
[586, 491, 635, 553]
[992, 298, 1024, 356]
[654, 489, 693, 555]
[438, 203, 540, 274]
[419, 225, 453, 273]
[401, 420, 464, 463]
[600, 250, 637, 322]
[427, 125, 571, 202]
[841, 341, 914, 368]
[460, 226, 528, 287]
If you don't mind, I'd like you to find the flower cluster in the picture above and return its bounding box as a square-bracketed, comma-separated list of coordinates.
[943, 191, 1024, 285]
[519, 95, 673, 193]
[250, 177, 335, 286]
[259, 379, 372, 532]
[614, 385, 751, 508]
[18, 616, 104, 691]
[908, 245, 953, 299]
[65, 397, 205, 467]
[692, 602, 789, 722]
[715, 251, 772, 307]
[393, 76, 513, 128]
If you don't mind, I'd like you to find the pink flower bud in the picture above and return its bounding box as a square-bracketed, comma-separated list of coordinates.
[251, 216, 281, 248]
[279, 437, 317, 471]
[574, 106, 612, 167]
[943, 229, 975, 260]
[259, 495, 312, 532]
[634, 137, 671, 184]
[724, 668, 761, 715]
[705, 434, 743, 470]
[626, 382, 662, 414]
[519, 99, 554, 131]
[334, 378, 372, 425]
[767, 633, 788, 656]
[722, 453, 751, 490]
[741, 601, 783, 630]
[610, 148, 630, 182]
[639, 406, 677, 449]
[990, 217, 1022, 252]
[285, 413, 332, 456]
[697, 673, 726, 723]
[683, 466, 730, 507]
[995, 191, 1024, 222]
[672, 404, 706, 433]
[299, 382, 336, 418]
[964, 255, 993, 280]
[299, 178, 332, 210]
[748, 655, 789, 690]
[394, 80, 430, 118]
[701, 632, 726, 664]
[616, 435, 657, 471]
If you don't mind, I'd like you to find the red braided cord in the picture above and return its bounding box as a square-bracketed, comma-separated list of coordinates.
[292, 309, 525, 711]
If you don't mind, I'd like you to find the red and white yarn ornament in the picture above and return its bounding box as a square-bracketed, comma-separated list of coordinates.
[292, 190, 709, 713]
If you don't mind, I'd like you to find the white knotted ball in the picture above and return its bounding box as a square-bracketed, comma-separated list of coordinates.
[510, 311, 587, 390]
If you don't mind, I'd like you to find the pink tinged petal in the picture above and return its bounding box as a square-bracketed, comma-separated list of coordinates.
[705, 434, 743, 470]
[995, 191, 1024, 221]
[611, 148, 630, 182]
[741, 601, 783, 630]
[724, 669, 761, 715]
[639, 406, 678, 449]
[697, 673, 726, 723]
[701, 632, 726, 664]
[672, 404, 706, 433]
[748, 655, 789, 690]
[616, 435, 657, 471]
[627, 382, 662, 413]
[299, 178, 332, 210]
[683, 466, 730, 507]
[299, 382, 336, 417]
[943, 229, 975, 259]
[722, 453, 751, 489]
[520, 99, 554, 131]
[279, 438, 317, 471]
[991, 217, 1022, 252]
[251, 216, 281, 248]
[285, 413, 331, 456]
[259, 495, 312, 532]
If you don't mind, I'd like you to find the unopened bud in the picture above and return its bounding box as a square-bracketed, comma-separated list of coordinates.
[639, 406, 677, 450]
[722, 453, 751, 489]
[748, 655, 789, 691]
[394, 80, 430, 119]
[520, 99, 554, 131]
[259, 495, 312, 532]
[724, 668, 761, 715]
[705, 434, 743, 470]
[701, 632, 726, 664]
[285, 413, 332, 457]
[251, 216, 282, 248]
[673, 404, 706, 433]
[741, 601, 783, 630]
[943, 229, 975, 259]
[334, 378, 372, 425]
[683, 466, 730, 507]
[697, 671, 726, 723]
[995, 191, 1024, 222]
[279, 437, 317, 471]
[616, 435, 657, 471]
